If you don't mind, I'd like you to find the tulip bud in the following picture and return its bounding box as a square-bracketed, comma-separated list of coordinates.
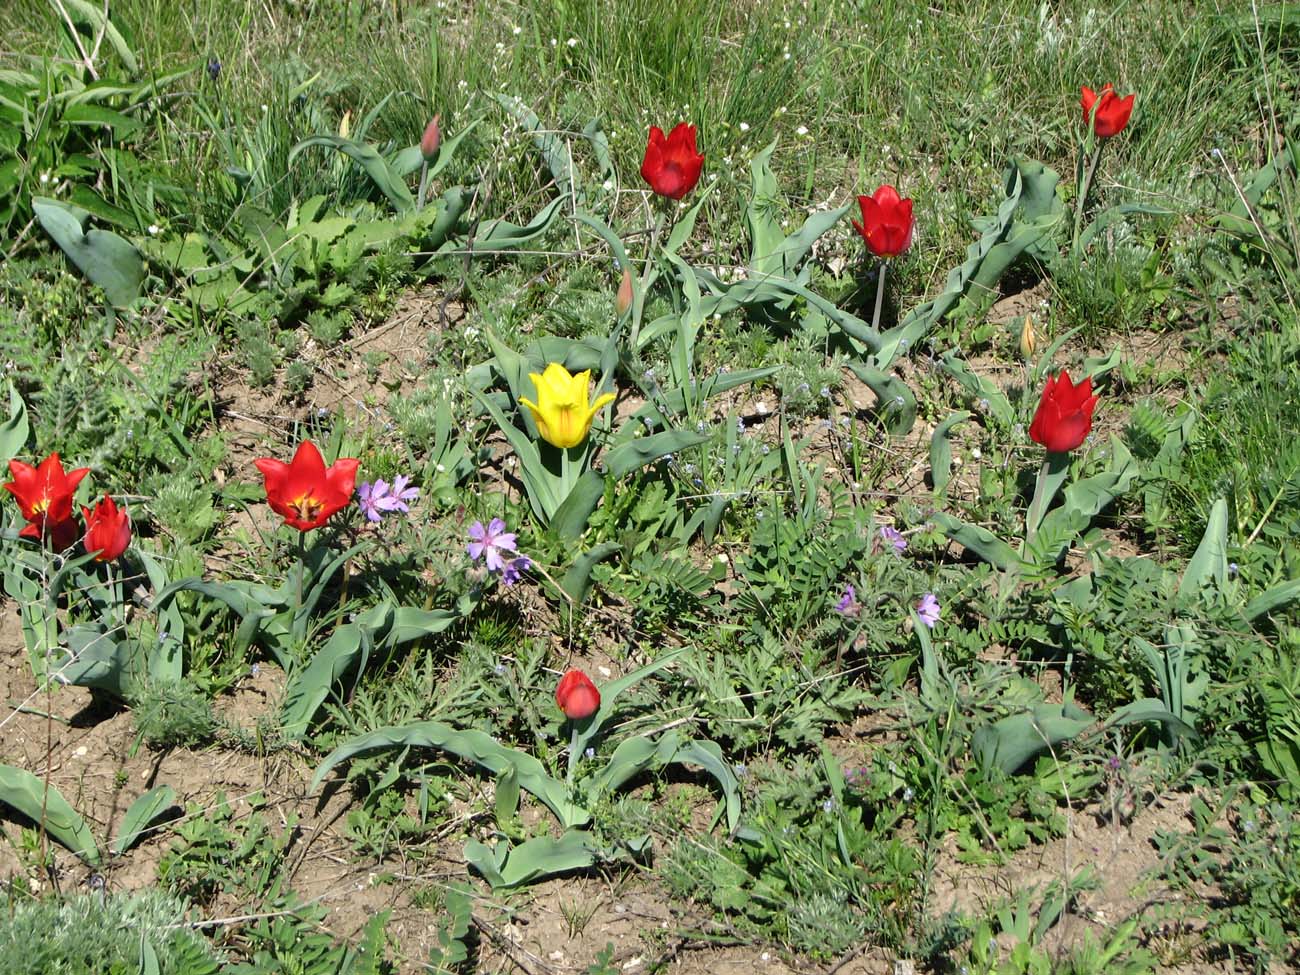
[338, 111, 352, 140]
[420, 113, 441, 161]
[556, 669, 601, 721]
[616, 267, 633, 317]
[1019, 315, 1038, 360]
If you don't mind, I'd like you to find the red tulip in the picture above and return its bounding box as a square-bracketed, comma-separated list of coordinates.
[640, 123, 704, 201]
[83, 495, 131, 562]
[852, 184, 914, 259]
[254, 441, 360, 532]
[1080, 85, 1135, 139]
[1029, 370, 1098, 453]
[555, 669, 601, 720]
[420, 113, 441, 161]
[4, 452, 90, 543]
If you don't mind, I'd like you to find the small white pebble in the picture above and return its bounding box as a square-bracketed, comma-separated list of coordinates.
[597, 665, 612, 678]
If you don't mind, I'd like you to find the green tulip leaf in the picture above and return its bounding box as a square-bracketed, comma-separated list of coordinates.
[464, 830, 599, 889]
[112, 785, 176, 856]
[0, 764, 100, 865]
[311, 722, 587, 828]
[280, 623, 369, 740]
[929, 411, 970, 496]
[33, 197, 145, 307]
[972, 701, 1093, 775]
[289, 135, 414, 211]
[931, 512, 1020, 572]
[845, 360, 916, 436]
[0, 383, 30, 469]
[559, 540, 620, 603]
[1178, 498, 1229, 604]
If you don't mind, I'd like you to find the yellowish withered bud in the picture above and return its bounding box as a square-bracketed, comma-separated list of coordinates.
[616, 268, 633, 317]
[1019, 314, 1039, 360]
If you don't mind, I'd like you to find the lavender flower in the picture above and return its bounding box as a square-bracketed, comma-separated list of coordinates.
[500, 555, 532, 586]
[467, 518, 517, 571]
[385, 475, 419, 512]
[357, 480, 388, 522]
[916, 592, 940, 629]
[356, 476, 420, 522]
[835, 584, 859, 616]
[879, 525, 907, 554]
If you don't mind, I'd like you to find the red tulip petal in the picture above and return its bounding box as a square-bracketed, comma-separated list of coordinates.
[284, 441, 327, 501]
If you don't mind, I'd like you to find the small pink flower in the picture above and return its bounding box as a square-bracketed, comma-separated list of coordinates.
[467, 518, 517, 572]
[916, 593, 940, 628]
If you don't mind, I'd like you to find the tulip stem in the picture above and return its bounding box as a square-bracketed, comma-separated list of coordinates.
[560, 446, 573, 505]
[630, 210, 666, 352]
[106, 560, 121, 629]
[295, 532, 306, 633]
[1072, 143, 1104, 255]
[871, 260, 888, 334]
[416, 160, 429, 211]
[566, 722, 580, 787]
[1025, 451, 1071, 546]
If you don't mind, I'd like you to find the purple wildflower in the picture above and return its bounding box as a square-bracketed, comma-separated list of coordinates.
[835, 584, 858, 616]
[356, 480, 388, 522]
[357, 475, 420, 522]
[385, 475, 419, 513]
[501, 555, 532, 586]
[879, 525, 907, 554]
[916, 592, 940, 629]
[467, 518, 517, 572]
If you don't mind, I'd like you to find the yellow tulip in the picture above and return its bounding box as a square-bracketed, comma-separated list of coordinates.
[519, 363, 616, 449]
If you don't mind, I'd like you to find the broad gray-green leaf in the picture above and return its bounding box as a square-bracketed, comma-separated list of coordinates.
[494, 95, 574, 197]
[33, 197, 144, 307]
[931, 512, 1020, 571]
[550, 471, 606, 542]
[112, 785, 176, 856]
[1243, 579, 1300, 622]
[1106, 698, 1198, 740]
[280, 623, 367, 739]
[559, 540, 620, 603]
[288, 136, 414, 211]
[464, 831, 598, 889]
[1178, 498, 1228, 604]
[845, 360, 916, 436]
[0, 764, 100, 864]
[0, 383, 29, 468]
[604, 431, 708, 479]
[972, 701, 1093, 774]
[311, 722, 586, 827]
[929, 412, 969, 495]
[471, 196, 565, 252]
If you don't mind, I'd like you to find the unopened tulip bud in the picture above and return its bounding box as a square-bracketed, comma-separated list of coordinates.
[616, 267, 633, 317]
[338, 110, 351, 140]
[420, 113, 441, 161]
[1019, 315, 1038, 360]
